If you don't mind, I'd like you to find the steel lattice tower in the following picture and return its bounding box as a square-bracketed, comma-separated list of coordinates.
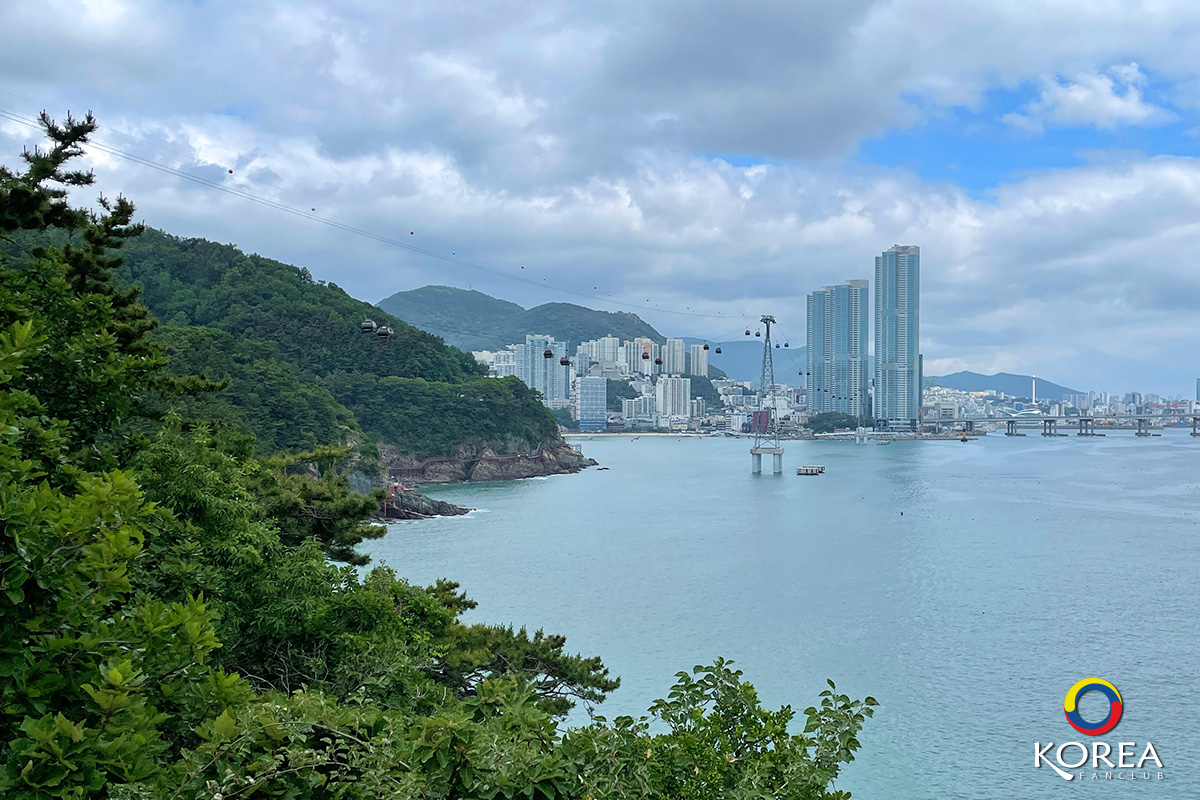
[751, 314, 783, 473]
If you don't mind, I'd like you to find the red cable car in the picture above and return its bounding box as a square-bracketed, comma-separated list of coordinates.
[559, 356, 571, 366]
[543, 348, 554, 358]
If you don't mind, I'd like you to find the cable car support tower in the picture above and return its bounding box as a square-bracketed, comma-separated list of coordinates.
[751, 314, 784, 474]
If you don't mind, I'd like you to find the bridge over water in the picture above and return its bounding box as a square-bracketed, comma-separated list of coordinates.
[954, 412, 1200, 438]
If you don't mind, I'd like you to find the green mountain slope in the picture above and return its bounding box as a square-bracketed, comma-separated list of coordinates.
[114, 230, 558, 458]
[154, 325, 365, 455]
[378, 285, 664, 350]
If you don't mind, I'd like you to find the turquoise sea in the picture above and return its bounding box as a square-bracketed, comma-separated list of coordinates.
[361, 432, 1200, 799]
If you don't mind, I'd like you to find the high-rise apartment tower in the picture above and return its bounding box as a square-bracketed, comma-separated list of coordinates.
[874, 245, 921, 428]
[806, 280, 869, 419]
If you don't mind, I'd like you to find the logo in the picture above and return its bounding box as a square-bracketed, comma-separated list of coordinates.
[1064, 678, 1122, 736]
[1034, 679, 1164, 783]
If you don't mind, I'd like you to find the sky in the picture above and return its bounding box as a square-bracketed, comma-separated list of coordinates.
[2, 0, 1199, 395]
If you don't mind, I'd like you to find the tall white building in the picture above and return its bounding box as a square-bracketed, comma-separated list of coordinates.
[625, 337, 659, 376]
[472, 348, 519, 378]
[622, 395, 656, 418]
[594, 335, 622, 363]
[662, 338, 687, 375]
[688, 343, 709, 378]
[515, 334, 570, 409]
[875, 245, 921, 428]
[655, 376, 692, 417]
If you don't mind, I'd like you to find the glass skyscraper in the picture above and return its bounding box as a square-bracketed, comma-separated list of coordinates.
[874, 245, 921, 428]
[806, 280, 868, 419]
[578, 376, 607, 432]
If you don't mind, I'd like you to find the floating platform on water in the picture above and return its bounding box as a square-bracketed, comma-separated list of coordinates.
[796, 465, 825, 475]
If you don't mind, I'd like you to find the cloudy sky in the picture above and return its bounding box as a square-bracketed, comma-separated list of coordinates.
[3, 0, 1199, 394]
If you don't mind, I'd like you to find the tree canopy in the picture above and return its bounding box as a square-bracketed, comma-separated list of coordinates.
[807, 412, 863, 433]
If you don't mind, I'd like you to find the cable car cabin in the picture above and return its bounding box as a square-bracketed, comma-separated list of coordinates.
[784, 342, 789, 347]
[559, 356, 571, 366]
[361, 319, 377, 333]
[755, 331, 761, 337]
[654, 357, 663, 365]
[702, 343, 710, 351]
[376, 326, 392, 340]
[775, 343, 780, 348]
[543, 348, 555, 358]
[715, 346, 722, 354]
[641, 351, 650, 360]
[744, 329, 751, 336]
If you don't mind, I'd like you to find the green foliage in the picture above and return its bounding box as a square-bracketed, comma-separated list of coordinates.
[565, 661, 877, 800]
[118, 231, 484, 384]
[689, 375, 724, 410]
[0, 114, 875, 800]
[606, 378, 639, 411]
[551, 407, 579, 432]
[323, 371, 557, 458]
[155, 325, 365, 455]
[247, 447, 385, 566]
[378, 285, 665, 351]
[807, 412, 863, 433]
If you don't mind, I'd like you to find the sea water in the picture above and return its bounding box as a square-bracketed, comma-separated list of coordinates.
[360, 431, 1200, 799]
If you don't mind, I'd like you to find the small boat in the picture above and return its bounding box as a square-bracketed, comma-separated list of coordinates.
[876, 440, 892, 446]
[796, 465, 825, 475]
[596, 467, 610, 471]
[960, 434, 969, 442]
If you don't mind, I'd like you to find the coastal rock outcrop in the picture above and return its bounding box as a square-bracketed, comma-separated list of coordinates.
[385, 439, 597, 484]
[380, 486, 470, 520]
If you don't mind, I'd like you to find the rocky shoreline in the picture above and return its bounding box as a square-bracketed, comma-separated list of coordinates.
[384, 440, 597, 484]
[376, 439, 597, 521]
[379, 486, 471, 521]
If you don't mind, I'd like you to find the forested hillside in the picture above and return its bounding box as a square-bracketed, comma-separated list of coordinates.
[378, 285, 664, 351]
[110, 230, 560, 459]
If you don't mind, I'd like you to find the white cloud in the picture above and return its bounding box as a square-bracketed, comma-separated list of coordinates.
[1002, 63, 1175, 132]
[4, 0, 1200, 392]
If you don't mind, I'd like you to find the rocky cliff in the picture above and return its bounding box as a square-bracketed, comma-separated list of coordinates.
[384, 440, 597, 484]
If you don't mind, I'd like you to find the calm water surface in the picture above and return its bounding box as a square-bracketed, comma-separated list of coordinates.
[361, 432, 1200, 799]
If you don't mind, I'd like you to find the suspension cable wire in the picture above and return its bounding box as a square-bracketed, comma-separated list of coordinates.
[0, 103, 756, 321]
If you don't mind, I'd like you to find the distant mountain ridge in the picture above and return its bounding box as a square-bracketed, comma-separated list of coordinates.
[928, 371, 1082, 399]
[377, 286, 664, 351]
